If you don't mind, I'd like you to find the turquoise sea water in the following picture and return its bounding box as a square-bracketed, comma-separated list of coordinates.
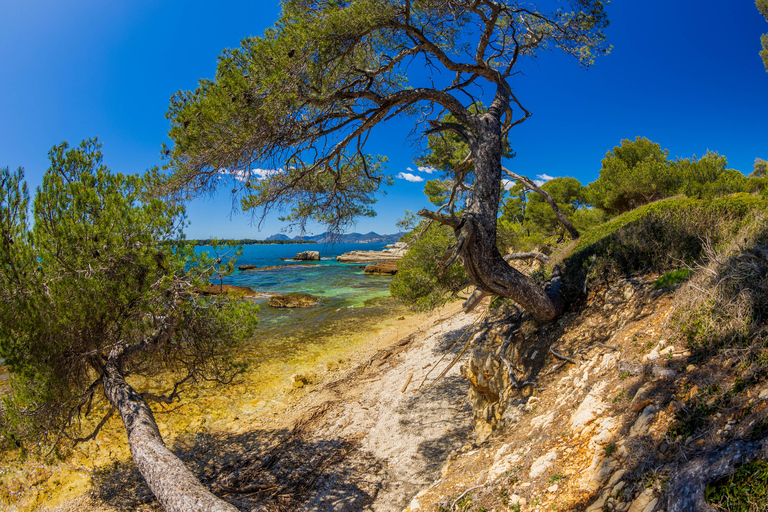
[198, 242, 402, 365]
[0, 243, 401, 395]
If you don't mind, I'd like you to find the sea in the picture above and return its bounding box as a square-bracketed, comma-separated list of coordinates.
[0, 242, 404, 396]
[197, 242, 404, 367]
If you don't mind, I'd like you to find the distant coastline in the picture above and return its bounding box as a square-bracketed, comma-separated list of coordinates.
[188, 231, 404, 246]
[189, 239, 316, 246]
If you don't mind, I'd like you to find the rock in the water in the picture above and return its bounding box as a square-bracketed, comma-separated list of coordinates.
[238, 264, 258, 271]
[197, 284, 258, 296]
[337, 243, 406, 263]
[364, 261, 398, 275]
[268, 293, 320, 308]
[293, 251, 320, 261]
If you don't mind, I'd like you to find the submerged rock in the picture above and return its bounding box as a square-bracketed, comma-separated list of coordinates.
[365, 261, 398, 275]
[269, 293, 320, 308]
[197, 284, 258, 296]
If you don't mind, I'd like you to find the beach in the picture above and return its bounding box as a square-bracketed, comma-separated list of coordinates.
[2, 273, 481, 512]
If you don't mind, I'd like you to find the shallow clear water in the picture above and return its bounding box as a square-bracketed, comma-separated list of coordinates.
[199, 242, 400, 364]
[0, 243, 401, 395]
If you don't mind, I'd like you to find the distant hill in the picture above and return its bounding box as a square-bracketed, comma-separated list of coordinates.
[265, 234, 292, 241]
[270, 231, 404, 244]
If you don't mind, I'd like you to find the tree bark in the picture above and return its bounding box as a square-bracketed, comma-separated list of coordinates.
[504, 251, 551, 264]
[451, 106, 561, 321]
[103, 358, 238, 512]
[666, 437, 768, 512]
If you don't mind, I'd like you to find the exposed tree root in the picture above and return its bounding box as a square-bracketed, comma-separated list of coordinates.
[666, 436, 768, 512]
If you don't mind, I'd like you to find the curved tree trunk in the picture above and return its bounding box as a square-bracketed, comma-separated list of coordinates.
[421, 105, 563, 322]
[103, 358, 238, 512]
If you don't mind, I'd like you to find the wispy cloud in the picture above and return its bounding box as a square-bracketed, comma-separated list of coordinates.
[218, 168, 281, 182]
[397, 172, 425, 182]
[417, 166, 438, 174]
[534, 173, 555, 187]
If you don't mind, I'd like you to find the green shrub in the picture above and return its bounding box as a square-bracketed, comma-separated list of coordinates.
[706, 461, 768, 512]
[391, 222, 468, 311]
[560, 194, 767, 301]
[653, 268, 695, 289]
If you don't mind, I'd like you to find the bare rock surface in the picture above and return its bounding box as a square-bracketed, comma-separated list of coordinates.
[293, 251, 320, 261]
[337, 243, 406, 263]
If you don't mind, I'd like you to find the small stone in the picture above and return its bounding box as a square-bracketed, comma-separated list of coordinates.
[630, 406, 657, 436]
[628, 489, 655, 512]
[641, 498, 658, 512]
[759, 388, 768, 400]
[530, 451, 558, 478]
[642, 349, 660, 362]
[547, 484, 559, 493]
[608, 469, 626, 486]
[659, 345, 675, 355]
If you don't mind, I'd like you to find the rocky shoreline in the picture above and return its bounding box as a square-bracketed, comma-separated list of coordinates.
[336, 242, 407, 263]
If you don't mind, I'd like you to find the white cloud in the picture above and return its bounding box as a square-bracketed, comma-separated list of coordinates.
[397, 172, 425, 183]
[417, 166, 438, 174]
[218, 168, 281, 182]
[502, 179, 516, 190]
[534, 173, 556, 186]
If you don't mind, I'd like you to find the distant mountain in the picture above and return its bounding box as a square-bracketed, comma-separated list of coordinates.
[268, 231, 405, 244]
[265, 233, 292, 241]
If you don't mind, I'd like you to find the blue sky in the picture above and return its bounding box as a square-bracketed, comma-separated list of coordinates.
[1, 1, 766, 239]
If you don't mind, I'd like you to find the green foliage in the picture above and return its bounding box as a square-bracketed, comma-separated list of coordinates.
[165, 0, 609, 235]
[653, 268, 695, 289]
[390, 222, 467, 312]
[758, 0, 768, 71]
[706, 460, 768, 512]
[751, 158, 768, 178]
[498, 177, 601, 253]
[674, 151, 749, 199]
[562, 194, 767, 301]
[525, 177, 584, 235]
[423, 179, 453, 207]
[585, 138, 751, 215]
[585, 136, 672, 214]
[0, 140, 258, 447]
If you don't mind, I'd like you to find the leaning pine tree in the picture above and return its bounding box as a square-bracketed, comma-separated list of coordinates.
[164, 0, 610, 321]
[0, 140, 257, 512]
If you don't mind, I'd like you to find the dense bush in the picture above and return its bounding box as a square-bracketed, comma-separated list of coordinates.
[560, 194, 768, 301]
[390, 222, 468, 312]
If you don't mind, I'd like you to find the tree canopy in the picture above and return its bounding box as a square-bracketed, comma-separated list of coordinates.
[0, 140, 256, 512]
[166, 0, 610, 321]
[758, 0, 768, 70]
[752, 157, 768, 178]
[585, 137, 754, 215]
